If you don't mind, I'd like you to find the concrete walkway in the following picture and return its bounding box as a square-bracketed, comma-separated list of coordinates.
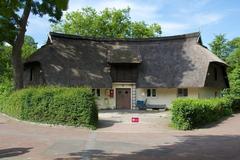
[0, 111, 240, 160]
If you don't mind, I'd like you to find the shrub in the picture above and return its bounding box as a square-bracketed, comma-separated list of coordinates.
[228, 96, 240, 112]
[171, 98, 232, 130]
[222, 89, 240, 112]
[0, 80, 13, 111]
[1, 86, 98, 129]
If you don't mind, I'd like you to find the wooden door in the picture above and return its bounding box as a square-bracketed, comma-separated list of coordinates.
[116, 88, 131, 109]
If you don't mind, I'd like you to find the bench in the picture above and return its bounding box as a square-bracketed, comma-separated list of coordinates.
[136, 99, 167, 111]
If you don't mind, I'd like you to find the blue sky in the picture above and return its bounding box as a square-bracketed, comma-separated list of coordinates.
[26, 0, 240, 47]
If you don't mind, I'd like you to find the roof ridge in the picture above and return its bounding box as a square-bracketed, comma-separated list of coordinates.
[49, 32, 200, 42]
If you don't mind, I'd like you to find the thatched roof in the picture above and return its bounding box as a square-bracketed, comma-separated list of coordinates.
[107, 48, 142, 64]
[25, 32, 226, 88]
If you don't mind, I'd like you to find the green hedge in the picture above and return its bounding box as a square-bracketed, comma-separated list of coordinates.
[227, 96, 240, 112]
[1, 86, 98, 129]
[0, 80, 13, 106]
[171, 98, 232, 130]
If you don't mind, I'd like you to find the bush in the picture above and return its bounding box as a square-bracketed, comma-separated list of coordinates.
[228, 97, 240, 112]
[171, 98, 232, 130]
[1, 86, 98, 129]
[222, 89, 240, 112]
[0, 80, 13, 110]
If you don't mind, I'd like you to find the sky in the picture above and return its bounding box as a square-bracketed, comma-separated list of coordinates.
[26, 0, 240, 47]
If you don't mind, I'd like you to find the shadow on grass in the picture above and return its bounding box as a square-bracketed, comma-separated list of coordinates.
[54, 135, 240, 160]
[0, 147, 32, 158]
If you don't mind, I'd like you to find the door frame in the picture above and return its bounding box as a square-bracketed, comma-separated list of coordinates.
[115, 88, 132, 109]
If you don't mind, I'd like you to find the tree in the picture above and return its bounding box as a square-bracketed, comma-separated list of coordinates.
[209, 35, 240, 102]
[224, 37, 240, 100]
[0, 35, 37, 82]
[229, 37, 240, 49]
[0, 0, 68, 89]
[226, 48, 240, 71]
[209, 34, 230, 60]
[0, 44, 12, 81]
[22, 35, 38, 59]
[228, 65, 240, 97]
[52, 7, 162, 38]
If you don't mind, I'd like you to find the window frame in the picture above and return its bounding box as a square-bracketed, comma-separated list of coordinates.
[92, 88, 101, 97]
[147, 89, 157, 97]
[177, 88, 188, 97]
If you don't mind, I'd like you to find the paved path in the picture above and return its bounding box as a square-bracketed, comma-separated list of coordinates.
[0, 111, 240, 160]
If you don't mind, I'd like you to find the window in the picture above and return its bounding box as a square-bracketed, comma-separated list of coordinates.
[30, 68, 33, 81]
[177, 88, 188, 97]
[214, 67, 218, 80]
[92, 89, 100, 96]
[110, 64, 138, 82]
[147, 89, 151, 97]
[147, 89, 156, 97]
[152, 89, 156, 97]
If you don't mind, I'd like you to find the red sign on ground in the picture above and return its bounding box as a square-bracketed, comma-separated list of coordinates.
[131, 117, 139, 123]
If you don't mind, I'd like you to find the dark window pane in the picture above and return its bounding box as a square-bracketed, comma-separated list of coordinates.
[152, 89, 156, 97]
[177, 89, 182, 97]
[147, 89, 151, 97]
[178, 88, 188, 97]
[183, 88, 188, 96]
[92, 89, 95, 96]
[97, 89, 100, 96]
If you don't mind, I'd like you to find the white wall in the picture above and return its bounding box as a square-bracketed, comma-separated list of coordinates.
[95, 83, 136, 109]
[96, 87, 223, 109]
[198, 87, 221, 98]
[136, 88, 177, 108]
[95, 88, 115, 109]
[136, 88, 199, 108]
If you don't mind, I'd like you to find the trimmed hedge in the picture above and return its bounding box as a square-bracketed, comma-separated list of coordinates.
[171, 98, 232, 130]
[0, 80, 13, 106]
[228, 97, 240, 112]
[1, 86, 98, 129]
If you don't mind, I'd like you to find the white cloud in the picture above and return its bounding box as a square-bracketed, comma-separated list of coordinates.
[193, 13, 223, 26]
[160, 22, 190, 35]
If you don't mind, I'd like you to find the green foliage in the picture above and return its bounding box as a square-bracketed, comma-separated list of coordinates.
[52, 7, 162, 38]
[229, 37, 240, 49]
[209, 34, 240, 110]
[22, 35, 38, 59]
[209, 34, 231, 60]
[0, 35, 37, 81]
[0, 0, 69, 44]
[226, 48, 240, 71]
[1, 0, 68, 89]
[224, 37, 240, 108]
[1, 86, 98, 129]
[0, 44, 12, 81]
[228, 66, 240, 96]
[171, 98, 232, 130]
[130, 21, 161, 38]
[0, 80, 13, 109]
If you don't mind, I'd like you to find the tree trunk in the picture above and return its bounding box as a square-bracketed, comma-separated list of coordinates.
[12, 0, 32, 90]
